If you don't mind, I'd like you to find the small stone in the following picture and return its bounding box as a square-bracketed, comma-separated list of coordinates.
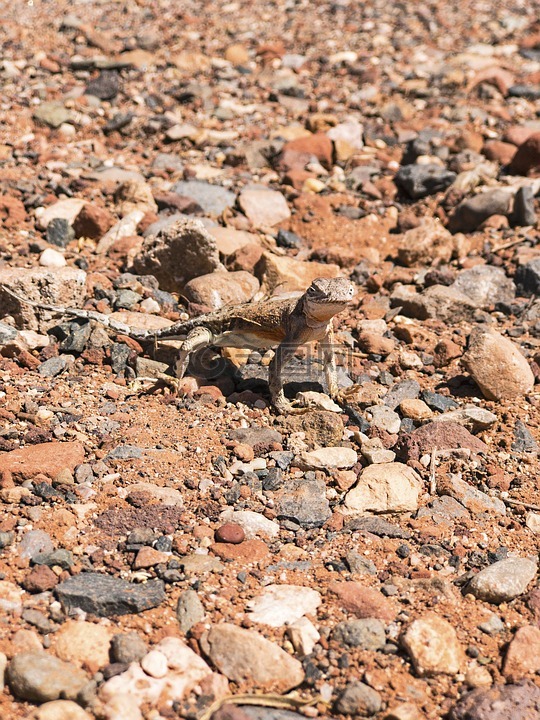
[329, 582, 396, 621]
[512, 186, 537, 227]
[40, 248, 67, 268]
[132, 546, 169, 569]
[275, 475, 331, 528]
[200, 623, 304, 692]
[440, 474, 506, 515]
[211, 539, 270, 563]
[184, 271, 259, 310]
[54, 621, 112, 673]
[452, 265, 516, 308]
[238, 186, 291, 227]
[297, 446, 357, 470]
[332, 619, 386, 650]
[22, 565, 59, 593]
[38, 356, 71, 377]
[176, 589, 205, 634]
[344, 463, 423, 515]
[141, 650, 168, 679]
[33, 102, 71, 128]
[7, 652, 88, 703]
[465, 558, 537, 603]
[397, 218, 454, 267]
[392, 284, 477, 323]
[483, 139, 518, 165]
[404, 422, 488, 462]
[399, 399, 433, 421]
[215, 523, 245, 544]
[85, 70, 120, 100]
[384, 703, 425, 720]
[55, 573, 165, 616]
[0, 441, 85, 482]
[286, 617, 320, 656]
[172, 180, 235, 216]
[335, 682, 382, 716]
[360, 438, 396, 465]
[463, 327, 535, 401]
[46, 218, 75, 248]
[448, 189, 513, 233]
[73, 204, 115, 239]
[395, 164, 456, 199]
[219, 510, 280, 539]
[508, 132, 540, 175]
[502, 625, 540, 681]
[110, 632, 148, 664]
[247, 584, 321, 627]
[437, 408, 498, 433]
[367, 405, 401, 434]
[255, 251, 340, 295]
[401, 614, 465, 676]
[449, 681, 540, 720]
[27, 700, 92, 720]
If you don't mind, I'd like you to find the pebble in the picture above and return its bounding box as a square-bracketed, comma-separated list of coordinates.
[297, 446, 357, 470]
[140, 650, 169, 679]
[286, 617, 320, 656]
[449, 681, 540, 720]
[54, 621, 112, 673]
[463, 327, 535, 401]
[7, 652, 88, 703]
[512, 186, 536, 226]
[401, 614, 465, 676]
[176, 589, 205, 634]
[238, 186, 291, 228]
[172, 180, 236, 216]
[46, 218, 75, 248]
[512, 419, 539, 453]
[33, 101, 71, 128]
[437, 407, 497, 432]
[0, 441, 85, 482]
[395, 164, 456, 199]
[200, 623, 304, 692]
[96, 209, 145, 254]
[275, 475, 331, 528]
[18, 529, 54, 560]
[332, 619, 386, 650]
[36, 198, 86, 230]
[366, 405, 401, 434]
[110, 632, 148, 664]
[448, 189, 513, 232]
[399, 399, 433, 421]
[397, 218, 455, 267]
[22, 565, 59, 593]
[215, 523, 245, 544]
[335, 682, 382, 717]
[465, 557, 537, 603]
[39, 247, 67, 268]
[344, 463, 423, 515]
[218, 510, 280, 539]
[184, 270, 259, 310]
[247, 584, 321, 627]
[501, 625, 540, 681]
[329, 582, 396, 622]
[27, 700, 92, 720]
[55, 573, 166, 616]
[404, 422, 488, 462]
[508, 132, 540, 175]
[72, 203, 114, 239]
[440, 473, 506, 516]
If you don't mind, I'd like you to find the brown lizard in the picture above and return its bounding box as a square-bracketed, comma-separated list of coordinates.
[1, 277, 355, 413]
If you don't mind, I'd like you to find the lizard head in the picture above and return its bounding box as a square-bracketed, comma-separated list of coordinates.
[303, 277, 355, 323]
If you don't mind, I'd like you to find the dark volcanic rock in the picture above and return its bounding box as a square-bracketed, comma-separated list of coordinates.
[394, 163, 456, 199]
[55, 572, 166, 616]
[449, 681, 540, 720]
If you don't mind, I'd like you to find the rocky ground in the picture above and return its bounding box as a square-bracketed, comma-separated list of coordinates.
[1, 0, 540, 718]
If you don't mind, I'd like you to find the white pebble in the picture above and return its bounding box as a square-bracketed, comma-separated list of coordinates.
[141, 650, 169, 678]
[39, 248, 66, 268]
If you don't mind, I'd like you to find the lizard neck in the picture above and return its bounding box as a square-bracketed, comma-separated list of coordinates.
[301, 298, 333, 329]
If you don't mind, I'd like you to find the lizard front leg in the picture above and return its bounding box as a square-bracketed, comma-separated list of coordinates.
[268, 337, 300, 414]
[322, 325, 339, 399]
[157, 326, 214, 393]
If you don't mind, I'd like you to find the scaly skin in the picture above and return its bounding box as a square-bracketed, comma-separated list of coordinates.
[1, 277, 355, 413]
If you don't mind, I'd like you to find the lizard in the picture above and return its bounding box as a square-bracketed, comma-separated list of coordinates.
[1, 277, 355, 414]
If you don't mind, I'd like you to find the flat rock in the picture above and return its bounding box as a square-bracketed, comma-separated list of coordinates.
[95, 209, 145, 254]
[391, 284, 478, 323]
[211, 539, 270, 563]
[343, 463, 423, 515]
[33, 101, 71, 128]
[184, 270, 259, 310]
[37, 198, 86, 230]
[277, 133, 333, 171]
[238, 187, 291, 228]
[403, 421, 489, 462]
[219, 510, 280, 539]
[210, 227, 260, 256]
[449, 681, 540, 720]
[0, 442, 85, 483]
[463, 327, 535, 401]
[284, 410, 344, 447]
[176, 589, 205, 634]
[516, 257, 540, 296]
[27, 700, 92, 720]
[329, 582, 396, 621]
[275, 475, 331, 528]
[437, 407, 498, 432]
[335, 682, 382, 717]
[465, 558, 537, 603]
[440, 474, 506, 515]
[200, 623, 304, 692]
[297, 447, 357, 470]
[131, 217, 224, 292]
[332, 618, 386, 650]
[401, 614, 465, 676]
[397, 218, 455, 267]
[55, 573, 166, 616]
[452, 265, 515, 308]
[7, 652, 88, 703]
[247, 584, 321, 627]
[255, 251, 340, 295]
[395, 164, 456, 199]
[172, 180, 236, 216]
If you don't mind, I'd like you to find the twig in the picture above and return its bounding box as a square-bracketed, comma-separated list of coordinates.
[492, 236, 531, 253]
[199, 693, 320, 720]
[504, 498, 540, 512]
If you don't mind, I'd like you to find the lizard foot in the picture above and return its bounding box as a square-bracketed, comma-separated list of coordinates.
[333, 385, 362, 406]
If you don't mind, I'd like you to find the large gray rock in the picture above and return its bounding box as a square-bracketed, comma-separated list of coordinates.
[449, 682, 540, 720]
[172, 180, 235, 216]
[55, 573, 165, 616]
[395, 163, 456, 199]
[452, 265, 515, 308]
[274, 475, 331, 528]
[131, 217, 224, 292]
[448, 189, 513, 232]
[391, 284, 477, 323]
[465, 558, 537, 604]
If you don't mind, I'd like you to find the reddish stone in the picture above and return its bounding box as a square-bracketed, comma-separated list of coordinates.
[403, 422, 488, 462]
[281, 169, 316, 190]
[153, 192, 202, 214]
[215, 523, 245, 544]
[22, 565, 59, 593]
[483, 140, 517, 166]
[277, 133, 333, 171]
[0, 441, 85, 483]
[228, 244, 265, 273]
[329, 582, 397, 621]
[433, 338, 462, 367]
[509, 132, 540, 175]
[503, 625, 540, 681]
[504, 125, 539, 147]
[132, 546, 169, 569]
[211, 539, 269, 562]
[72, 203, 115, 239]
[0, 195, 27, 228]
